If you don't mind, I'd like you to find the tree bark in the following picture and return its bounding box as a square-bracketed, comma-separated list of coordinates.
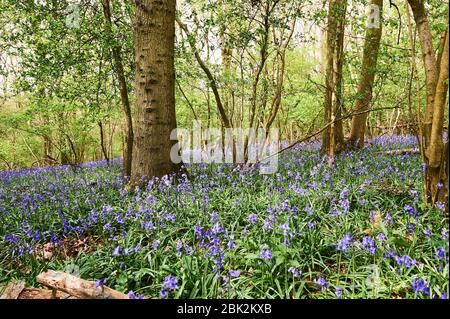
[427, 28, 448, 206]
[131, 0, 179, 182]
[407, 0, 438, 146]
[349, 0, 383, 148]
[321, 0, 347, 160]
[408, 0, 449, 210]
[101, 0, 134, 177]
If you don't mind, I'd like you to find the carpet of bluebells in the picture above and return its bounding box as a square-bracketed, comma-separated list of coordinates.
[0, 135, 448, 299]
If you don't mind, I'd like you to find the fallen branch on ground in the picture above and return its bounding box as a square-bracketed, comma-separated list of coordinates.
[377, 148, 420, 155]
[36, 270, 130, 299]
[0, 280, 25, 299]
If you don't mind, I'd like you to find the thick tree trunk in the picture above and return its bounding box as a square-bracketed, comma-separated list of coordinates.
[321, 0, 347, 160]
[131, 0, 179, 182]
[349, 0, 383, 148]
[101, 0, 134, 177]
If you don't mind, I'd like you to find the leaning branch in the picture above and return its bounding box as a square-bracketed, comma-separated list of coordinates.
[258, 106, 401, 163]
[176, 16, 231, 128]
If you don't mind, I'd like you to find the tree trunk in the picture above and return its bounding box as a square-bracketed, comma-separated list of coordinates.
[101, 0, 134, 177]
[349, 0, 383, 148]
[98, 120, 109, 163]
[407, 0, 438, 147]
[321, 0, 347, 160]
[131, 0, 179, 182]
[408, 0, 449, 211]
[427, 28, 448, 207]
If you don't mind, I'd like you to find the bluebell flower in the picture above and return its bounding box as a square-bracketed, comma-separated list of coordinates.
[340, 199, 350, 214]
[152, 240, 160, 250]
[395, 255, 417, 268]
[176, 240, 183, 257]
[164, 213, 176, 224]
[404, 204, 419, 218]
[436, 247, 445, 260]
[228, 270, 240, 278]
[362, 236, 377, 255]
[435, 202, 446, 211]
[163, 275, 178, 291]
[159, 290, 168, 299]
[308, 221, 317, 230]
[304, 206, 314, 215]
[337, 233, 352, 252]
[288, 267, 301, 278]
[112, 246, 121, 256]
[376, 233, 387, 242]
[210, 211, 218, 223]
[411, 278, 430, 296]
[227, 236, 236, 249]
[127, 291, 144, 299]
[141, 221, 153, 230]
[384, 213, 393, 226]
[194, 225, 203, 239]
[94, 278, 106, 289]
[263, 219, 273, 230]
[248, 213, 258, 224]
[212, 222, 223, 235]
[315, 276, 329, 291]
[260, 249, 273, 261]
[335, 287, 342, 298]
[279, 223, 290, 236]
[115, 214, 124, 224]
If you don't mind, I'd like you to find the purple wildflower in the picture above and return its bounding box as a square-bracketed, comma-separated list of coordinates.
[436, 247, 446, 260]
[315, 276, 329, 291]
[112, 246, 121, 256]
[248, 213, 258, 224]
[362, 236, 377, 255]
[288, 267, 302, 277]
[260, 249, 273, 261]
[411, 278, 430, 296]
[163, 275, 178, 291]
[376, 233, 387, 242]
[227, 236, 236, 249]
[337, 233, 352, 252]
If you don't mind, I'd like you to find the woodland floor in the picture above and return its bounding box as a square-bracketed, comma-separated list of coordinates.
[0, 135, 448, 299]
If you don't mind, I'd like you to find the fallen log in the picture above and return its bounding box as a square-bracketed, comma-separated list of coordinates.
[0, 280, 25, 299]
[377, 148, 420, 155]
[18, 288, 74, 299]
[36, 270, 129, 299]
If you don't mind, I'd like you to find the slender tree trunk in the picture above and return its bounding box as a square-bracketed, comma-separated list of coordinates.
[98, 120, 109, 162]
[101, 0, 134, 177]
[407, 0, 438, 147]
[321, 0, 347, 161]
[176, 17, 231, 129]
[427, 29, 448, 207]
[408, 0, 449, 212]
[131, 0, 179, 182]
[349, 0, 383, 148]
